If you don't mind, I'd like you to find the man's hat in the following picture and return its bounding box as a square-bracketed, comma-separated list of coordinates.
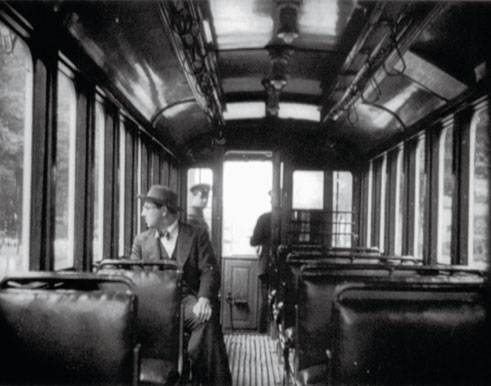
[190, 183, 211, 195]
[138, 185, 179, 211]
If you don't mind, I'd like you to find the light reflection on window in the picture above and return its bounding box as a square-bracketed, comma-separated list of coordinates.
[470, 107, 490, 269]
[438, 124, 453, 264]
[395, 147, 405, 255]
[222, 160, 272, 256]
[54, 68, 76, 270]
[293, 170, 323, 209]
[0, 22, 32, 275]
[92, 100, 105, 262]
[414, 136, 426, 259]
[332, 171, 352, 247]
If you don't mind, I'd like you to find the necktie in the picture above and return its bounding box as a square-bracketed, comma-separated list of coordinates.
[159, 229, 170, 240]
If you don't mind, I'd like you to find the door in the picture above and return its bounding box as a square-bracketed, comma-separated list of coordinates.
[221, 152, 272, 330]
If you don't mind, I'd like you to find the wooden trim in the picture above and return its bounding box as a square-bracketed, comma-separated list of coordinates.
[123, 121, 137, 257]
[386, 150, 399, 254]
[428, 126, 439, 265]
[457, 109, 473, 265]
[29, 56, 53, 270]
[102, 103, 116, 260]
[324, 170, 333, 247]
[352, 170, 362, 247]
[405, 138, 417, 256]
[72, 78, 89, 271]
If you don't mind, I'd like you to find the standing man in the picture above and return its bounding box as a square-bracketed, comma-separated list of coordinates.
[131, 185, 232, 386]
[250, 191, 272, 333]
[188, 183, 211, 231]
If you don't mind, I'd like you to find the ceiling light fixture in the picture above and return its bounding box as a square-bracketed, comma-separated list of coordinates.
[275, 0, 302, 44]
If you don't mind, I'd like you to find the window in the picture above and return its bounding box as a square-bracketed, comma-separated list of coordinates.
[366, 161, 373, 246]
[0, 22, 32, 274]
[371, 156, 386, 252]
[395, 146, 405, 255]
[469, 106, 490, 268]
[187, 168, 213, 235]
[437, 122, 454, 264]
[118, 116, 126, 256]
[54, 67, 77, 270]
[92, 99, 105, 262]
[136, 135, 142, 234]
[292, 170, 323, 209]
[414, 136, 426, 259]
[222, 159, 272, 256]
[332, 171, 352, 247]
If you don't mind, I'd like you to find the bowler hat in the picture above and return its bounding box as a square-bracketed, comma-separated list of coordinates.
[190, 183, 211, 195]
[138, 185, 179, 211]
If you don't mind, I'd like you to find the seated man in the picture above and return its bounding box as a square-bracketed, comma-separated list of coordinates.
[131, 185, 232, 386]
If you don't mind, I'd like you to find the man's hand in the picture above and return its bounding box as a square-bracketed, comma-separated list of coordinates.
[193, 297, 212, 323]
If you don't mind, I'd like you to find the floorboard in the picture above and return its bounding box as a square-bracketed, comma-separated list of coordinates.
[224, 333, 283, 386]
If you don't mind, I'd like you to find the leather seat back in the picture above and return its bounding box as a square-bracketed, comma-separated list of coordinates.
[332, 280, 491, 385]
[97, 260, 182, 365]
[0, 273, 138, 385]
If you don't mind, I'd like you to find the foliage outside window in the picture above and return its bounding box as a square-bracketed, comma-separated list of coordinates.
[54, 68, 76, 270]
[0, 22, 32, 275]
[470, 107, 490, 268]
[414, 136, 426, 259]
[92, 100, 105, 262]
[332, 171, 352, 247]
[438, 124, 454, 264]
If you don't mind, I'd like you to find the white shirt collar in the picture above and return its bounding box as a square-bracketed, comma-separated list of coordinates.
[155, 219, 179, 238]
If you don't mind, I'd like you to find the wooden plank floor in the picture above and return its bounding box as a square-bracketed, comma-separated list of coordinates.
[224, 333, 283, 386]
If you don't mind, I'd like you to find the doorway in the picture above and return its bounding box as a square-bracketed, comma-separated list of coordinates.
[221, 151, 272, 330]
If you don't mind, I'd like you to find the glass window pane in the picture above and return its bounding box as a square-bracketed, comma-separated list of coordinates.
[293, 170, 323, 209]
[92, 100, 105, 262]
[438, 126, 453, 264]
[222, 160, 272, 256]
[0, 23, 32, 275]
[395, 147, 405, 255]
[118, 118, 125, 256]
[54, 69, 76, 270]
[187, 168, 213, 236]
[470, 108, 490, 268]
[414, 136, 426, 259]
[332, 171, 352, 247]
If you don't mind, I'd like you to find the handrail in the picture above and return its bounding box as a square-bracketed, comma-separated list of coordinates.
[94, 258, 179, 271]
[0, 271, 137, 293]
[300, 263, 487, 279]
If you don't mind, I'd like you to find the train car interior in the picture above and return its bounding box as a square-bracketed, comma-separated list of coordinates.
[0, 0, 490, 385]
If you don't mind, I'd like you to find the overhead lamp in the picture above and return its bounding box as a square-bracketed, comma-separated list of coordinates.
[275, 0, 302, 44]
[262, 46, 293, 117]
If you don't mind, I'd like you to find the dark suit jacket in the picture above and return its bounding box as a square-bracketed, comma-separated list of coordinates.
[130, 221, 220, 300]
[250, 212, 271, 277]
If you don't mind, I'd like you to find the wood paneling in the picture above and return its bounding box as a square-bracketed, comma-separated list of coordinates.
[222, 258, 258, 330]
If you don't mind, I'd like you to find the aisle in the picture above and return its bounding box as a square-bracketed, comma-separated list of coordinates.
[224, 333, 283, 386]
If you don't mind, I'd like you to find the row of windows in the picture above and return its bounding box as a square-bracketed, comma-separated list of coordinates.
[362, 100, 490, 268]
[0, 19, 177, 276]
